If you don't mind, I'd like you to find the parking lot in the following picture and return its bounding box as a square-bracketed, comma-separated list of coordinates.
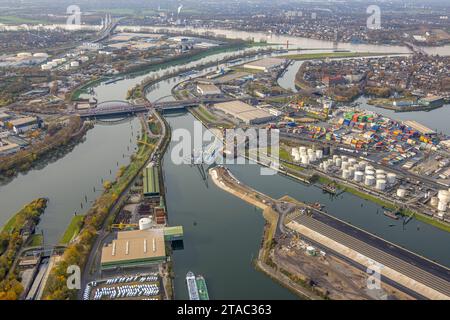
[83, 273, 161, 300]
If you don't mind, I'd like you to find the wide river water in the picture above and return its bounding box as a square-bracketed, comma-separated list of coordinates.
[0, 31, 449, 299]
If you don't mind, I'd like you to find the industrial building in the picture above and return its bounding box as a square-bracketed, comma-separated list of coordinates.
[214, 100, 275, 124]
[196, 83, 221, 96]
[243, 57, 285, 72]
[143, 164, 160, 198]
[100, 229, 166, 270]
[8, 116, 39, 134]
[418, 95, 444, 108]
[0, 142, 20, 156]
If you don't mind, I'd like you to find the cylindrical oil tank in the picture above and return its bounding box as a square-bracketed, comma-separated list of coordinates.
[348, 167, 355, 178]
[299, 146, 307, 154]
[366, 170, 375, 176]
[301, 155, 309, 165]
[387, 173, 397, 184]
[365, 165, 374, 172]
[430, 197, 439, 207]
[397, 188, 407, 198]
[359, 161, 367, 170]
[348, 158, 357, 166]
[354, 171, 364, 182]
[438, 190, 450, 204]
[139, 217, 152, 230]
[341, 155, 348, 162]
[308, 154, 316, 162]
[323, 146, 331, 156]
[342, 161, 349, 170]
[438, 201, 448, 212]
[376, 174, 386, 180]
[342, 169, 350, 179]
[292, 148, 299, 156]
[333, 155, 339, 161]
[365, 175, 375, 186]
[376, 179, 387, 191]
[294, 153, 300, 162]
[335, 158, 342, 168]
[353, 164, 361, 172]
[316, 149, 323, 159]
[376, 169, 385, 175]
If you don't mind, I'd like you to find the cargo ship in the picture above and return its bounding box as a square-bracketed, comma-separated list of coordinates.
[186, 271, 200, 300]
[195, 275, 210, 300]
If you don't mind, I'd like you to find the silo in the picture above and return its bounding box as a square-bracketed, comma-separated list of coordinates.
[365, 175, 375, 186]
[376, 179, 387, 191]
[354, 171, 364, 182]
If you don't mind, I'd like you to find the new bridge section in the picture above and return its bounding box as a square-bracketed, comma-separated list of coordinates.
[286, 213, 450, 299]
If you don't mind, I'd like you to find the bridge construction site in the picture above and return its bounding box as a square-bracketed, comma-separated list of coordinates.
[209, 165, 450, 300]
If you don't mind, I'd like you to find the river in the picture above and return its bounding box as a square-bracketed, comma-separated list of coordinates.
[0, 35, 449, 299]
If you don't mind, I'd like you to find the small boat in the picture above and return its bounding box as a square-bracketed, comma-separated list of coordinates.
[383, 209, 399, 220]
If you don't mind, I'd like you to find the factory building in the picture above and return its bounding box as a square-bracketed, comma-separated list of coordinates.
[214, 100, 275, 125]
[0, 142, 20, 156]
[243, 57, 285, 72]
[143, 164, 160, 198]
[8, 116, 39, 134]
[418, 95, 444, 108]
[100, 229, 166, 270]
[196, 83, 221, 96]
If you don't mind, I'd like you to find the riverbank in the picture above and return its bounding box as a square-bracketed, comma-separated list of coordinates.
[41, 116, 158, 300]
[0, 116, 92, 179]
[209, 166, 325, 299]
[0, 198, 48, 300]
[282, 51, 403, 61]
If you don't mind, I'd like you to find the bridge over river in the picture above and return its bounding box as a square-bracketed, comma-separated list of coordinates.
[76, 92, 306, 118]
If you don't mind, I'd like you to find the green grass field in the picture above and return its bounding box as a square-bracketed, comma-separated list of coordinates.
[59, 215, 84, 245]
[0, 15, 47, 24]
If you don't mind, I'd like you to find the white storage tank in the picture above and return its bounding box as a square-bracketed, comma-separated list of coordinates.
[294, 153, 300, 162]
[291, 148, 299, 157]
[359, 161, 368, 170]
[366, 165, 374, 172]
[438, 190, 450, 204]
[366, 170, 375, 176]
[299, 146, 307, 154]
[335, 158, 342, 168]
[301, 155, 309, 165]
[376, 174, 386, 180]
[438, 201, 448, 212]
[308, 154, 316, 162]
[315, 149, 323, 159]
[397, 188, 407, 198]
[333, 155, 339, 161]
[365, 175, 375, 186]
[430, 197, 439, 208]
[354, 171, 364, 182]
[376, 169, 385, 175]
[387, 173, 397, 184]
[342, 161, 349, 170]
[376, 179, 387, 191]
[348, 167, 355, 178]
[348, 158, 357, 166]
[342, 169, 351, 179]
[139, 217, 152, 230]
